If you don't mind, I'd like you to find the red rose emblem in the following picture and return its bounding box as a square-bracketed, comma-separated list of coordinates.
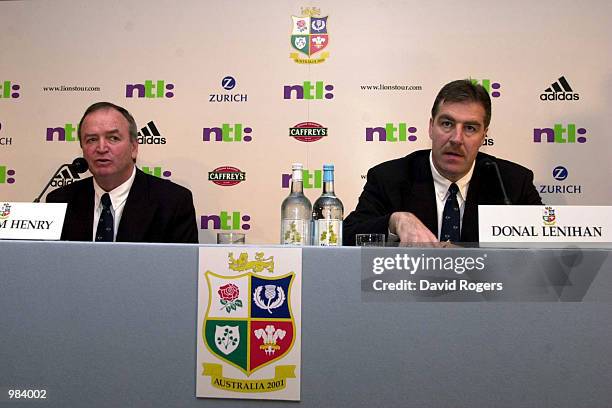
[218, 283, 239, 302]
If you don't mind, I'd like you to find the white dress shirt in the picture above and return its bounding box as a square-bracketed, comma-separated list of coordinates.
[429, 152, 474, 239]
[92, 166, 136, 241]
[388, 152, 476, 241]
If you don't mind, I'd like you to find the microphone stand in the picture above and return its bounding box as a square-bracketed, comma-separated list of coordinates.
[33, 163, 69, 203]
[33, 158, 89, 203]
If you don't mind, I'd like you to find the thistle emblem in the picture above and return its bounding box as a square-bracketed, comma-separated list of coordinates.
[253, 284, 286, 314]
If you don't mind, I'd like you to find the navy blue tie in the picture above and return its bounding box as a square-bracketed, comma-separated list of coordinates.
[95, 193, 114, 242]
[440, 183, 460, 242]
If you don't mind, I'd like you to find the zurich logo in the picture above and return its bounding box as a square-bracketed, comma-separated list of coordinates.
[221, 76, 236, 90]
[552, 166, 568, 181]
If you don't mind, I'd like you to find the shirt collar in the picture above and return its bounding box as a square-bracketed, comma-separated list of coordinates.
[429, 151, 475, 201]
[93, 166, 136, 209]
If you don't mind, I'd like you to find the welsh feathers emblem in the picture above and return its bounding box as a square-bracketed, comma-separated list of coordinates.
[203, 271, 295, 376]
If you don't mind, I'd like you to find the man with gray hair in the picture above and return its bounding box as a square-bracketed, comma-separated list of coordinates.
[47, 102, 198, 243]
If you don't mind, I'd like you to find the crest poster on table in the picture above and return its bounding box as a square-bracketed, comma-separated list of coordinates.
[196, 247, 302, 401]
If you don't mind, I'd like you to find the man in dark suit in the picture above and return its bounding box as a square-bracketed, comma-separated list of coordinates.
[343, 80, 542, 245]
[47, 102, 198, 243]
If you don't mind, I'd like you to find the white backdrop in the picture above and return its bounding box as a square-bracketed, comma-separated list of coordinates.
[1, 0, 610, 243]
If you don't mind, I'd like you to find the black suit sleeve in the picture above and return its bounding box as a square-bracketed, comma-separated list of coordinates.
[168, 189, 199, 244]
[517, 169, 543, 205]
[343, 167, 393, 246]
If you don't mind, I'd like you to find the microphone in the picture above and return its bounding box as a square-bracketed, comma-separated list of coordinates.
[70, 157, 89, 173]
[482, 158, 512, 205]
[33, 158, 89, 203]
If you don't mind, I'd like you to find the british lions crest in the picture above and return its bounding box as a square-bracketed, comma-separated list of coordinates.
[203, 271, 296, 377]
[197, 248, 301, 400]
[0, 203, 11, 219]
[290, 7, 329, 64]
[543, 206, 556, 226]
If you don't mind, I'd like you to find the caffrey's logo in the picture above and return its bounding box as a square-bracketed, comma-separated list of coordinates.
[203, 269, 295, 376]
[543, 206, 556, 226]
[209, 166, 246, 186]
[289, 122, 327, 142]
[0, 203, 11, 219]
[290, 7, 329, 64]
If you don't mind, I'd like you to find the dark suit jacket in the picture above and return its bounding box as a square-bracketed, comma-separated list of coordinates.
[343, 149, 542, 245]
[46, 168, 199, 243]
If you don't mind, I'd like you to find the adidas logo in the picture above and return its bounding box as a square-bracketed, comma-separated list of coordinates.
[137, 121, 166, 144]
[50, 164, 82, 188]
[540, 76, 579, 101]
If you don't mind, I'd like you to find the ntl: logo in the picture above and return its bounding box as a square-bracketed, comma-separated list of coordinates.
[282, 169, 322, 189]
[126, 80, 174, 98]
[365, 124, 417, 142]
[46, 123, 78, 141]
[0, 166, 16, 184]
[283, 81, 334, 100]
[533, 124, 587, 143]
[470, 79, 501, 97]
[0, 81, 20, 98]
[200, 212, 251, 230]
[142, 167, 172, 179]
[203, 124, 253, 142]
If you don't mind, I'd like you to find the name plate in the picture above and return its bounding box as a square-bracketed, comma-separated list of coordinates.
[0, 202, 66, 240]
[479, 205, 612, 242]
